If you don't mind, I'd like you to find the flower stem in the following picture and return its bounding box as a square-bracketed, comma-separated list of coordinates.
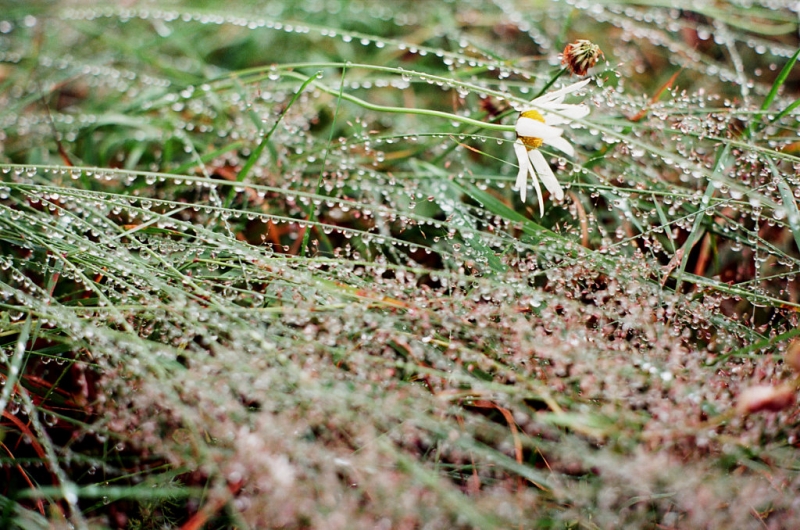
[284, 72, 515, 132]
[532, 68, 568, 100]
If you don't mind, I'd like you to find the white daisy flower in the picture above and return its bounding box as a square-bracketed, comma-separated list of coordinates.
[514, 78, 591, 215]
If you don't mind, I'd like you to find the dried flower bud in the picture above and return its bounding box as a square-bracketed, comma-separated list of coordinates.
[561, 40, 604, 77]
[736, 384, 796, 415]
[785, 338, 800, 373]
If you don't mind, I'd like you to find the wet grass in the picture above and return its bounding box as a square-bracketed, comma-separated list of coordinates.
[1, 1, 800, 528]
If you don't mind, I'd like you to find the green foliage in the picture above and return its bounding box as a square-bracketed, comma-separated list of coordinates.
[1, 1, 800, 528]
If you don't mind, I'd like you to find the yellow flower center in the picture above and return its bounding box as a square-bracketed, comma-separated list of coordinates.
[518, 109, 544, 150]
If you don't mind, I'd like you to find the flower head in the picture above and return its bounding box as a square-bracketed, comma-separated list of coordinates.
[514, 78, 591, 215]
[561, 40, 604, 77]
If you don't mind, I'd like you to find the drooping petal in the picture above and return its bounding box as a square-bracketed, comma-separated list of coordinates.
[529, 78, 592, 105]
[515, 117, 564, 140]
[529, 161, 545, 216]
[529, 149, 564, 201]
[542, 135, 575, 157]
[513, 140, 530, 204]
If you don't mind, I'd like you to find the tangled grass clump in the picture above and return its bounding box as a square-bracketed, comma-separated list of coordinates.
[2, 1, 800, 528]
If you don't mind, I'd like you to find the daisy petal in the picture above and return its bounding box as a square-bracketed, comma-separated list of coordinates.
[530, 78, 591, 105]
[513, 140, 529, 203]
[560, 104, 591, 119]
[530, 161, 545, 216]
[516, 117, 564, 140]
[543, 104, 590, 126]
[542, 135, 575, 157]
[529, 149, 563, 201]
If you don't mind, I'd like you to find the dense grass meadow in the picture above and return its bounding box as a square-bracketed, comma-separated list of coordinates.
[2, 0, 800, 528]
